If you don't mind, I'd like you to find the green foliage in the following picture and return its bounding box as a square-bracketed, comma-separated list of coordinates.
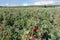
[0, 7, 60, 40]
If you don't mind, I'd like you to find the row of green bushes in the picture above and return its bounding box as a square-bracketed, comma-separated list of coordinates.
[0, 7, 60, 40]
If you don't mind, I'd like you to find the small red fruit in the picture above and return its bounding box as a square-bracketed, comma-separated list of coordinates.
[33, 25, 39, 32]
[29, 34, 35, 40]
[31, 34, 35, 37]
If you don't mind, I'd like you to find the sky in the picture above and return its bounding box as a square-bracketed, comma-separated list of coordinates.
[0, 0, 60, 6]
